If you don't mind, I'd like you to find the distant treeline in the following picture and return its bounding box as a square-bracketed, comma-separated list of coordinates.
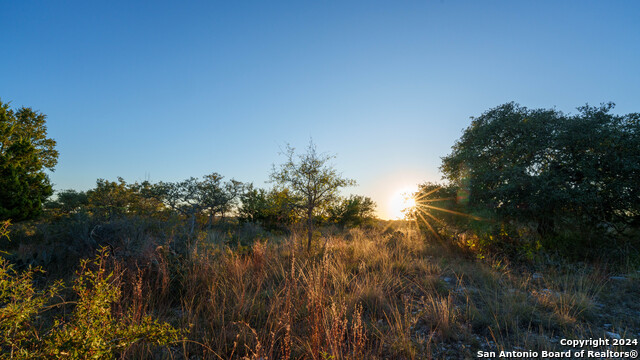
[45, 175, 376, 233]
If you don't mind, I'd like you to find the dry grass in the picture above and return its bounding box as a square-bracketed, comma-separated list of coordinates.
[121, 226, 638, 358]
[6, 222, 639, 359]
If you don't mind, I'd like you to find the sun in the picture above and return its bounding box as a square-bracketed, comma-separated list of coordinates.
[389, 186, 418, 220]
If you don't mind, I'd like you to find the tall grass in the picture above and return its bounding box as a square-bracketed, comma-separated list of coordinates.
[3, 218, 637, 359]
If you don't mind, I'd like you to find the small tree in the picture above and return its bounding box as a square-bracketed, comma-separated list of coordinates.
[198, 172, 226, 226]
[328, 195, 377, 228]
[270, 141, 355, 250]
[87, 178, 132, 220]
[238, 184, 268, 224]
[199, 173, 244, 226]
[238, 185, 298, 231]
[45, 189, 89, 215]
[155, 178, 203, 235]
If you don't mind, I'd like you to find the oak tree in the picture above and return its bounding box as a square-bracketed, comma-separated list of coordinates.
[441, 102, 640, 241]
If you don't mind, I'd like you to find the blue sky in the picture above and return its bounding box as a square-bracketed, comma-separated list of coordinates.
[2, 1, 639, 218]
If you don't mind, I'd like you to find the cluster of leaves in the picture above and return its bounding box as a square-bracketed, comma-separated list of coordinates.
[326, 195, 377, 228]
[237, 185, 298, 231]
[152, 174, 243, 233]
[0, 248, 181, 359]
[432, 102, 639, 258]
[0, 100, 58, 221]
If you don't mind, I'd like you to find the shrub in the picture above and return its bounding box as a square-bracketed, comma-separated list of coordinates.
[0, 248, 181, 359]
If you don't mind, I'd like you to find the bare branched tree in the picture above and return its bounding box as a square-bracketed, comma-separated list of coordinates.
[270, 141, 355, 250]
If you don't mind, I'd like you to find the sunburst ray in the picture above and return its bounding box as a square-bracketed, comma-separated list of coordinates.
[415, 203, 484, 221]
[420, 197, 455, 203]
[413, 187, 441, 201]
[415, 211, 441, 241]
[417, 207, 447, 227]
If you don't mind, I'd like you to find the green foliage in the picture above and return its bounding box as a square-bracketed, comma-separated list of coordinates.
[152, 174, 243, 235]
[0, 260, 63, 358]
[45, 190, 89, 216]
[0, 100, 58, 221]
[87, 178, 132, 219]
[86, 178, 165, 220]
[439, 102, 640, 257]
[0, 249, 181, 359]
[238, 184, 298, 230]
[554, 104, 640, 228]
[270, 141, 355, 250]
[327, 195, 377, 228]
[440, 103, 564, 227]
[198, 173, 243, 223]
[153, 177, 202, 221]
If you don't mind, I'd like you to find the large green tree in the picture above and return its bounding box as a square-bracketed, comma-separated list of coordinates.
[0, 100, 58, 221]
[441, 102, 640, 238]
[270, 141, 355, 250]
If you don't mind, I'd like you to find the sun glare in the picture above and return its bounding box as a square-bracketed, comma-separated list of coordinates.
[389, 186, 418, 220]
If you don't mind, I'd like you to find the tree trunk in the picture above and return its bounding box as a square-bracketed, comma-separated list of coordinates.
[307, 207, 313, 251]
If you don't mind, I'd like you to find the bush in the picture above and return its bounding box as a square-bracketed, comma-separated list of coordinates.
[0, 248, 182, 359]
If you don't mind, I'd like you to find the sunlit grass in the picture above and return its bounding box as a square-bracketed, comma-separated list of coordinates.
[5, 218, 637, 359]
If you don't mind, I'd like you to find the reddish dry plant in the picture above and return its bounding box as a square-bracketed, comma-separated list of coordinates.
[351, 302, 367, 359]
